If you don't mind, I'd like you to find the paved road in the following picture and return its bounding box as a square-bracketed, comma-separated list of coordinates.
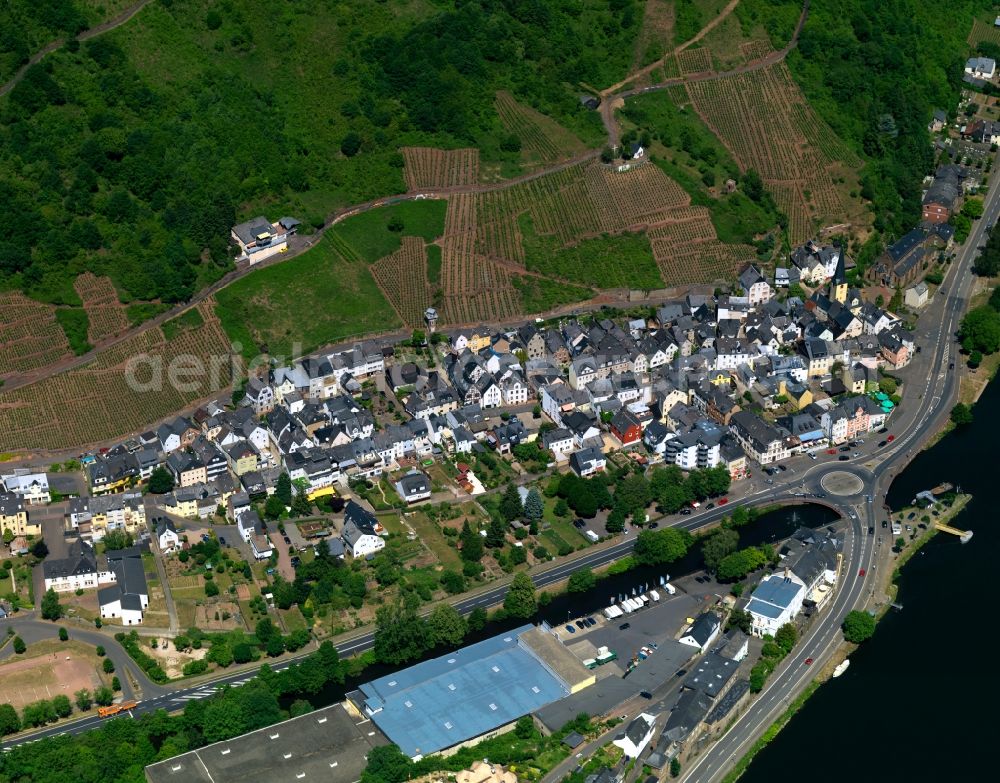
[680, 149, 999, 782]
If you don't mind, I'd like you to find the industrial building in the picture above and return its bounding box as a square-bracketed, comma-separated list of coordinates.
[144, 702, 384, 783]
[351, 624, 593, 759]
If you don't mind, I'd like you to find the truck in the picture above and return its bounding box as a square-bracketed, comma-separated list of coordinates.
[664, 582, 677, 595]
[98, 700, 138, 718]
[620, 600, 634, 613]
[585, 530, 599, 542]
[604, 605, 623, 619]
[648, 590, 661, 602]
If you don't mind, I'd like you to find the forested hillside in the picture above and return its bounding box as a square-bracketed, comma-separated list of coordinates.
[0, 0, 639, 307]
[783, 0, 993, 236]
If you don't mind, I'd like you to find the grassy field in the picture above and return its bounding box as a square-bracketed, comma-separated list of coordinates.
[161, 307, 205, 341]
[329, 201, 447, 264]
[521, 216, 664, 290]
[215, 235, 400, 361]
[512, 275, 595, 315]
[405, 511, 463, 571]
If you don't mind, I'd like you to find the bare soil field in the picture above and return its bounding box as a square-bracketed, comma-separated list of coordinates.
[0, 643, 100, 709]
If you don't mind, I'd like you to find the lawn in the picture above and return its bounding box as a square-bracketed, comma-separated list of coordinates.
[215, 234, 401, 361]
[329, 200, 447, 263]
[161, 307, 205, 340]
[512, 275, 594, 315]
[406, 512, 462, 570]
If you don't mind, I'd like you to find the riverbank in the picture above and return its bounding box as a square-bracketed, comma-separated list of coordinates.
[719, 492, 972, 781]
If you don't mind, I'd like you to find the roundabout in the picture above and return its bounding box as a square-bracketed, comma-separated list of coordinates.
[820, 470, 866, 497]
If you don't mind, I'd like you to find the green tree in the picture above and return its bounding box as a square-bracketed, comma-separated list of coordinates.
[22, 700, 56, 727]
[31, 539, 48, 559]
[94, 685, 114, 706]
[374, 600, 431, 665]
[634, 528, 693, 566]
[702, 528, 739, 572]
[895, 536, 905, 550]
[74, 689, 92, 712]
[459, 520, 483, 562]
[951, 403, 974, 426]
[503, 572, 537, 619]
[439, 569, 466, 594]
[103, 658, 115, 674]
[205, 580, 220, 597]
[96, 645, 106, 657]
[567, 568, 596, 593]
[670, 757, 682, 778]
[726, 608, 752, 634]
[103, 530, 134, 550]
[878, 377, 897, 395]
[275, 472, 293, 507]
[554, 497, 570, 517]
[523, 489, 544, 521]
[58, 627, 68, 641]
[264, 493, 285, 520]
[427, 603, 467, 647]
[514, 715, 537, 740]
[0, 703, 20, 735]
[499, 483, 523, 522]
[774, 623, 798, 654]
[485, 517, 507, 548]
[233, 642, 254, 664]
[12, 636, 25, 654]
[51, 695, 72, 719]
[960, 306, 1000, 354]
[148, 466, 175, 494]
[614, 473, 651, 514]
[360, 744, 413, 783]
[255, 617, 278, 645]
[716, 547, 768, 581]
[41, 588, 62, 621]
[467, 606, 488, 632]
[969, 350, 983, 368]
[842, 610, 877, 643]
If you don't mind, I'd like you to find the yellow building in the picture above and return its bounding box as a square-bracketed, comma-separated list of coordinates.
[0, 493, 40, 538]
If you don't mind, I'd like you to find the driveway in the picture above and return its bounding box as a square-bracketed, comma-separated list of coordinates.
[269, 532, 295, 582]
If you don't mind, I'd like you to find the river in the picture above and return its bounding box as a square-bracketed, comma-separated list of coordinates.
[738, 379, 996, 781]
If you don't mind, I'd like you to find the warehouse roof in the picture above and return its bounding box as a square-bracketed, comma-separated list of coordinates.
[360, 625, 569, 758]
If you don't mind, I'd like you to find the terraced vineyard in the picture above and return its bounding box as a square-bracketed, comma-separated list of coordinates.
[0, 302, 232, 451]
[401, 147, 480, 191]
[370, 237, 434, 327]
[74, 273, 130, 343]
[0, 293, 71, 376]
[968, 17, 1000, 47]
[677, 46, 712, 75]
[647, 207, 754, 286]
[494, 91, 588, 167]
[686, 62, 859, 243]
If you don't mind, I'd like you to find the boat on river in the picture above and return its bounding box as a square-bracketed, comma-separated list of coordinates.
[833, 659, 851, 678]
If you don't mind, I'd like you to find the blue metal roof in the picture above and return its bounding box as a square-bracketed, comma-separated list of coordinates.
[750, 575, 802, 610]
[746, 598, 784, 619]
[360, 625, 569, 758]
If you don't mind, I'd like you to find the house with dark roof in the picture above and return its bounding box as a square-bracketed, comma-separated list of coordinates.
[99, 547, 149, 625]
[231, 216, 289, 263]
[570, 446, 606, 477]
[342, 501, 385, 558]
[610, 408, 643, 447]
[394, 471, 431, 504]
[42, 538, 100, 592]
[678, 612, 721, 653]
[613, 712, 656, 759]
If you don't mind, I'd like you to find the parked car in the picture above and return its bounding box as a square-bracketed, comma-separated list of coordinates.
[573, 519, 585, 529]
[218, 536, 227, 547]
[283, 535, 292, 545]
[705, 502, 715, 509]
[565, 625, 576, 634]
[886, 434, 895, 442]
[838, 456, 850, 461]
[649, 522, 659, 528]
[881, 520, 888, 528]
[619, 622, 631, 630]
[679, 508, 692, 516]
[878, 427, 888, 434]
[718, 497, 728, 505]
[576, 620, 586, 629]
[639, 691, 653, 699]
[867, 526, 874, 535]
[878, 440, 887, 447]
[839, 446, 851, 452]
[777, 464, 787, 472]
[827, 448, 837, 455]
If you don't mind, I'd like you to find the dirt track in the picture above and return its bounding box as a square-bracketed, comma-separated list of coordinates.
[1, 1, 811, 413]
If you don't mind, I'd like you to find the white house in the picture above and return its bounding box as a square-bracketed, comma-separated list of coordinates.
[746, 574, 806, 637]
[613, 713, 656, 759]
[739, 265, 772, 307]
[98, 547, 149, 626]
[905, 282, 929, 309]
[42, 539, 101, 593]
[394, 471, 432, 504]
[1, 470, 50, 505]
[342, 501, 385, 558]
[678, 612, 721, 653]
[569, 446, 606, 477]
[155, 518, 180, 553]
[965, 56, 996, 79]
